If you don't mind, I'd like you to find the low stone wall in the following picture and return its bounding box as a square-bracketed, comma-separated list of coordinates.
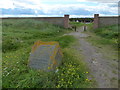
[99, 16, 118, 27]
[94, 14, 119, 29]
[1, 15, 70, 28]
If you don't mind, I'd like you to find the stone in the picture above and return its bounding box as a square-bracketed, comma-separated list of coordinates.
[29, 41, 63, 72]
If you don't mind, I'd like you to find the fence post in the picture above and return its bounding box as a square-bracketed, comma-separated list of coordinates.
[64, 15, 69, 28]
[94, 14, 99, 29]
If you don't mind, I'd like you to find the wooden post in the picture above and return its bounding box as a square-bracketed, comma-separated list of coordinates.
[83, 20, 87, 31]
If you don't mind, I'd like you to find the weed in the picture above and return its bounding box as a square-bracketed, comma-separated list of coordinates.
[2, 19, 93, 88]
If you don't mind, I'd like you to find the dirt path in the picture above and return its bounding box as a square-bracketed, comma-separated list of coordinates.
[64, 26, 118, 88]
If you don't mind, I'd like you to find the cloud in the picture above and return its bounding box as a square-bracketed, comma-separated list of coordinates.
[0, 0, 43, 9]
[77, 0, 119, 3]
[85, 3, 118, 14]
[1, 8, 45, 15]
[0, 0, 14, 9]
[0, 0, 118, 17]
[43, 7, 92, 15]
[1, 3, 117, 16]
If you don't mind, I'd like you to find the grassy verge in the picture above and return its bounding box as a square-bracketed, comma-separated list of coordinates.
[2, 19, 94, 88]
[84, 24, 118, 60]
[86, 25, 118, 48]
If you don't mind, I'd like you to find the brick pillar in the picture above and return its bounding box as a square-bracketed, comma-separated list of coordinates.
[64, 15, 69, 28]
[94, 14, 99, 29]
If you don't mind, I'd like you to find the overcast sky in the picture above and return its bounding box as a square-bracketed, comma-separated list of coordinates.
[0, 0, 119, 17]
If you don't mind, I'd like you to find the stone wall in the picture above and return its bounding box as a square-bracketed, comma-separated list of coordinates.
[1, 15, 70, 28]
[94, 14, 119, 29]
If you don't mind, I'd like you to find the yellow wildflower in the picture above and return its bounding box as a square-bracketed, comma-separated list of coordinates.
[48, 67, 51, 69]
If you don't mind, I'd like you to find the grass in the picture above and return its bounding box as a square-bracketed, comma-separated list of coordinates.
[84, 24, 119, 60]
[86, 25, 118, 48]
[55, 48, 94, 88]
[94, 25, 118, 47]
[2, 19, 94, 88]
[70, 22, 93, 28]
[70, 22, 85, 27]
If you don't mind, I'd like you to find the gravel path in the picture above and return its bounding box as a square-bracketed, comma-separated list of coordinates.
[64, 26, 118, 88]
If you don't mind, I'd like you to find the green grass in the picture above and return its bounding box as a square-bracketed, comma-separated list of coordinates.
[70, 22, 85, 27]
[2, 19, 94, 88]
[87, 25, 118, 49]
[70, 22, 93, 28]
[84, 24, 119, 61]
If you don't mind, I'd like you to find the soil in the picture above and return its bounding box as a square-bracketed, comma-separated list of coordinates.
[64, 26, 118, 88]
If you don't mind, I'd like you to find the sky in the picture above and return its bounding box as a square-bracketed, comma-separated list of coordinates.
[0, 0, 119, 17]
